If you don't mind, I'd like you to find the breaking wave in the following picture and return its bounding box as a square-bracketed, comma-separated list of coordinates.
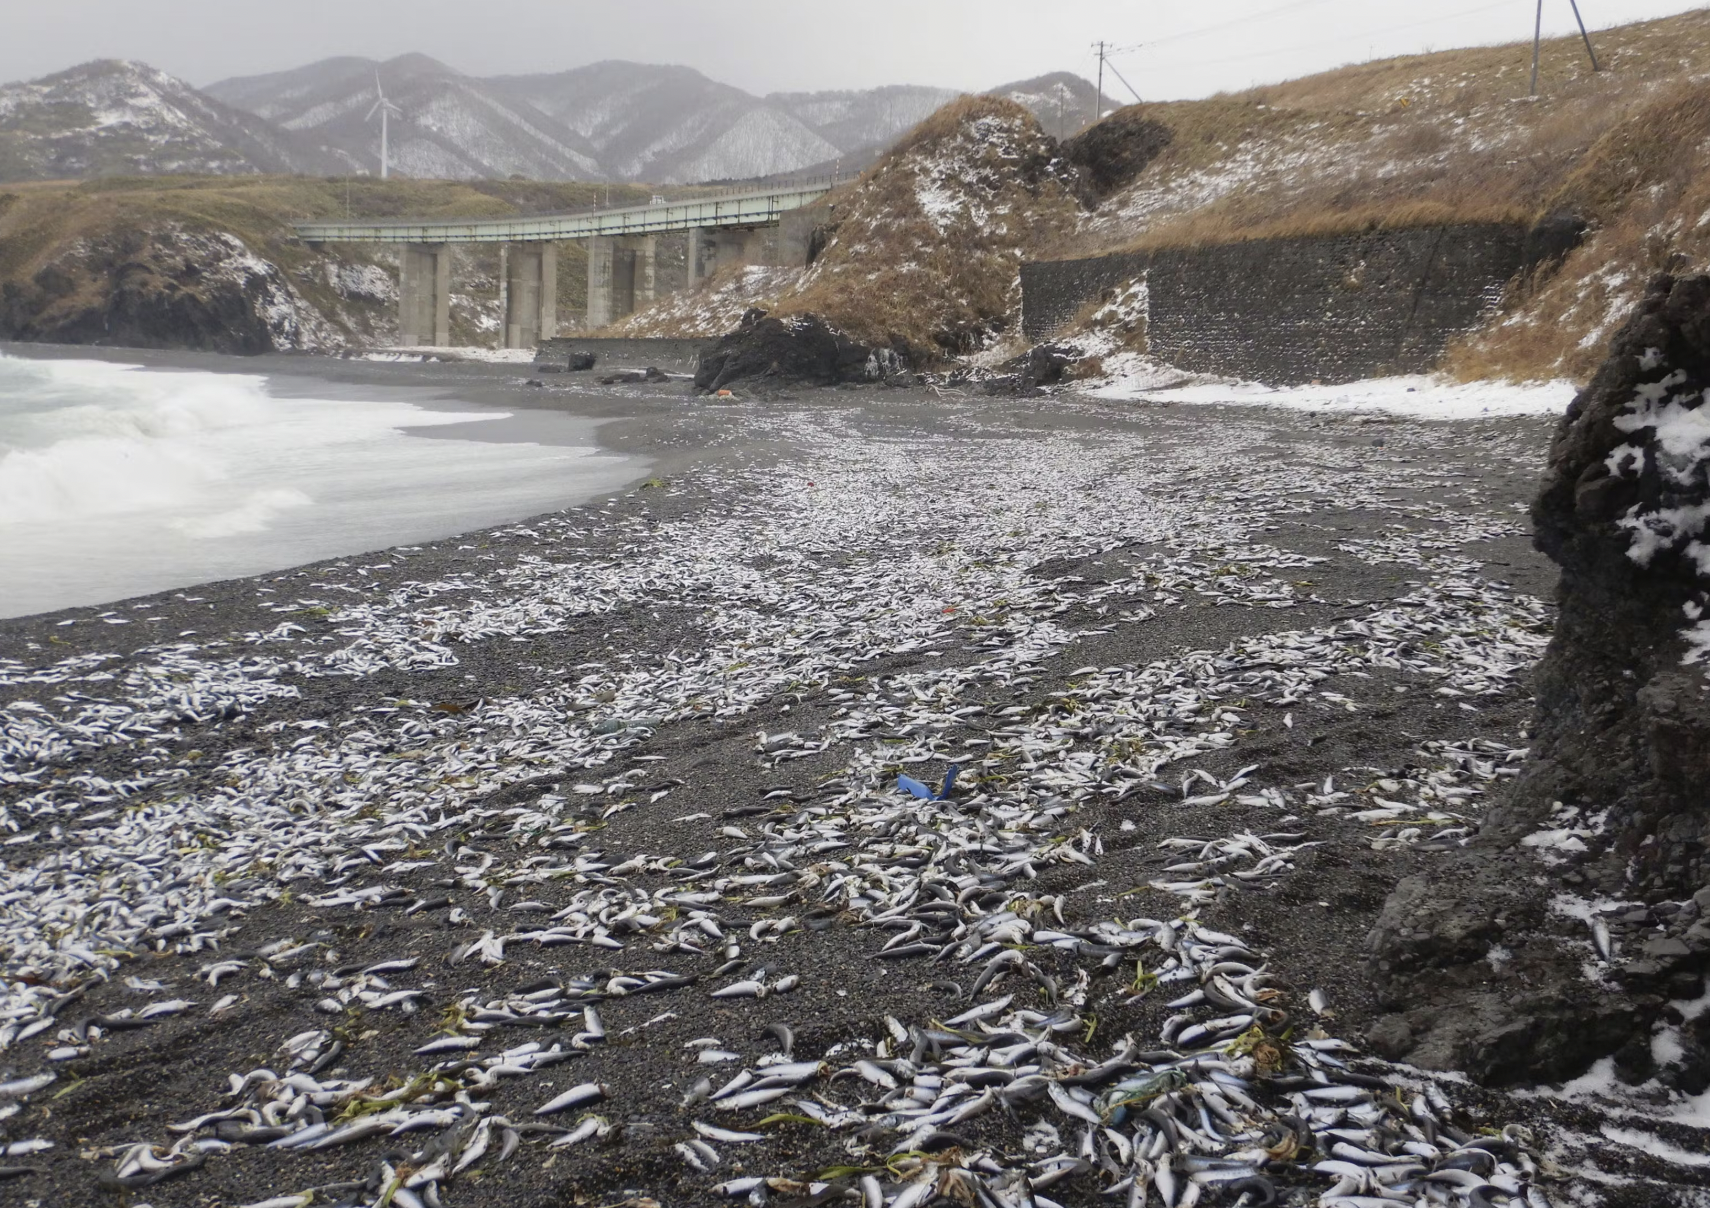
[0, 356, 281, 525]
[0, 353, 642, 616]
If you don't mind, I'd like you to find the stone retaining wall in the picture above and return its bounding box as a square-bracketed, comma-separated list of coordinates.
[1020, 224, 1532, 384]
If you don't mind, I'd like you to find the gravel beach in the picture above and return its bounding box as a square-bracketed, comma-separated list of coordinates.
[0, 360, 1686, 1207]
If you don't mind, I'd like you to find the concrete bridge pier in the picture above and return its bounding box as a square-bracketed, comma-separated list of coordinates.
[399, 243, 451, 346]
[587, 236, 615, 328]
[586, 235, 657, 328]
[502, 242, 557, 348]
[635, 235, 657, 308]
[712, 228, 771, 274]
[687, 227, 712, 287]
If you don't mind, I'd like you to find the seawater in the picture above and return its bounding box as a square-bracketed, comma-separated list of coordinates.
[0, 353, 641, 617]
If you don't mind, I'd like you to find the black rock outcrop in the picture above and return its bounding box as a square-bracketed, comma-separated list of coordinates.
[694, 310, 903, 393]
[1368, 273, 1710, 1085]
[1522, 209, 1589, 277]
[979, 341, 1082, 395]
[1062, 110, 1174, 199]
[0, 223, 325, 353]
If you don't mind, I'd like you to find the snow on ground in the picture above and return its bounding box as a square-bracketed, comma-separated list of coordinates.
[1082, 352, 1576, 420]
[370, 346, 538, 364]
[604, 265, 804, 339]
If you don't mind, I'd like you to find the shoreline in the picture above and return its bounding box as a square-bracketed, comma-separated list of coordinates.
[0, 342, 723, 620]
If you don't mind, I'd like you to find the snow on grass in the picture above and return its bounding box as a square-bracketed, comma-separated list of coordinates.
[605, 265, 804, 339]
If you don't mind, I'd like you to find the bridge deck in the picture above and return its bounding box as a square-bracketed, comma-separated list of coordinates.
[293, 184, 831, 244]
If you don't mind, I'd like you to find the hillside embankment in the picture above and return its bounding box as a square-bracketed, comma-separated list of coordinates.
[0, 177, 648, 351]
[606, 95, 1083, 363]
[1051, 8, 1710, 386]
[611, 7, 1710, 387]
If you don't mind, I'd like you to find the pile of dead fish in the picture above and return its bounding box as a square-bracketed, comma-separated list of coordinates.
[0, 405, 1610, 1202]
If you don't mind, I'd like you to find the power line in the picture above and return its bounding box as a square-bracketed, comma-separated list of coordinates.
[1093, 40, 1105, 124]
[1107, 0, 1343, 55]
[1106, 58, 1144, 104]
[1131, 0, 1522, 71]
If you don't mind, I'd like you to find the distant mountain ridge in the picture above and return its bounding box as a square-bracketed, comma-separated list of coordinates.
[0, 59, 351, 181]
[205, 54, 605, 183]
[202, 56, 1100, 184]
[0, 55, 1101, 185]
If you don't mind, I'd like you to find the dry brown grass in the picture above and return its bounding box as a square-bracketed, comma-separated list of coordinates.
[1038, 6, 1710, 379]
[1444, 76, 1710, 382]
[1059, 8, 1710, 258]
[1110, 198, 1537, 253]
[0, 176, 647, 340]
[774, 96, 1080, 358]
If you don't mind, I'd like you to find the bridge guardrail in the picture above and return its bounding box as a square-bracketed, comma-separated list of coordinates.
[294, 183, 835, 245]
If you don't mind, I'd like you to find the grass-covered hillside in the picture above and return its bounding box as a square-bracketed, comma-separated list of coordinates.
[0, 176, 647, 350]
[1062, 7, 1710, 381]
[614, 7, 1710, 383]
[610, 97, 1082, 359]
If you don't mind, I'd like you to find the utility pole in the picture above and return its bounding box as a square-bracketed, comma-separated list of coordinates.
[1569, 0, 1601, 72]
[1532, 1, 1601, 98]
[1093, 41, 1106, 126]
[1530, 0, 1543, 96]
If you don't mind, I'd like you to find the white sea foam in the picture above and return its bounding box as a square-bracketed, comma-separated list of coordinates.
[0, 353, 642, 616]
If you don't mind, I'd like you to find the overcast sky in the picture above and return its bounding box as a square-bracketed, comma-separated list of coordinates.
[4, 0, 1706, 97]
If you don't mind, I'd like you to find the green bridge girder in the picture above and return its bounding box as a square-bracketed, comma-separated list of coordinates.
[293, 183, 832, 245]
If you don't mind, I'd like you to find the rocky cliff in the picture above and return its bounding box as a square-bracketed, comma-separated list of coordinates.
[2, 224, 325, 353]
[1368, 272, 1710, 1086]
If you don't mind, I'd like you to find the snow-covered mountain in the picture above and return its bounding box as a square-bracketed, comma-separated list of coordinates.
[0, 56, 1099, 185]
[0, 59, 348, 180]
[768, 84, 961, 162]
[487, 61, 833, 182]
[208, 54, 603, 182]
[992, 73, 1110, 139]
[207, 56, 1098, 184]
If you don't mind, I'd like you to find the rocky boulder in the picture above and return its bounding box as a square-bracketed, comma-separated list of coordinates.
[979, 341, 1083, 395]
[1062, 109, 1174, 199]
[694, 310, 904, 393]
[1367, 272, 1710, 1085]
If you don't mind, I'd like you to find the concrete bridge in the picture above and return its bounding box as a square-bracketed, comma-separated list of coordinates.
[294, 184, 832, 348]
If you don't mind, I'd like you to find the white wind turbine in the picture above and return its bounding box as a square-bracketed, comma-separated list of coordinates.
[367, 71, 403, 179]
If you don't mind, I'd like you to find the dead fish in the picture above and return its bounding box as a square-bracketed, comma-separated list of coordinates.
[711, 980, 766, 999]
[535, 1083, 608, 1115]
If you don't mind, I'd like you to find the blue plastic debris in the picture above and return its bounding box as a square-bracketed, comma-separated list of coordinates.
[898, 764, 960, 801]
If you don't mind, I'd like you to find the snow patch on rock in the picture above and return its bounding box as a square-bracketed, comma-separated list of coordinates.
[325, 260, 395, 305]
